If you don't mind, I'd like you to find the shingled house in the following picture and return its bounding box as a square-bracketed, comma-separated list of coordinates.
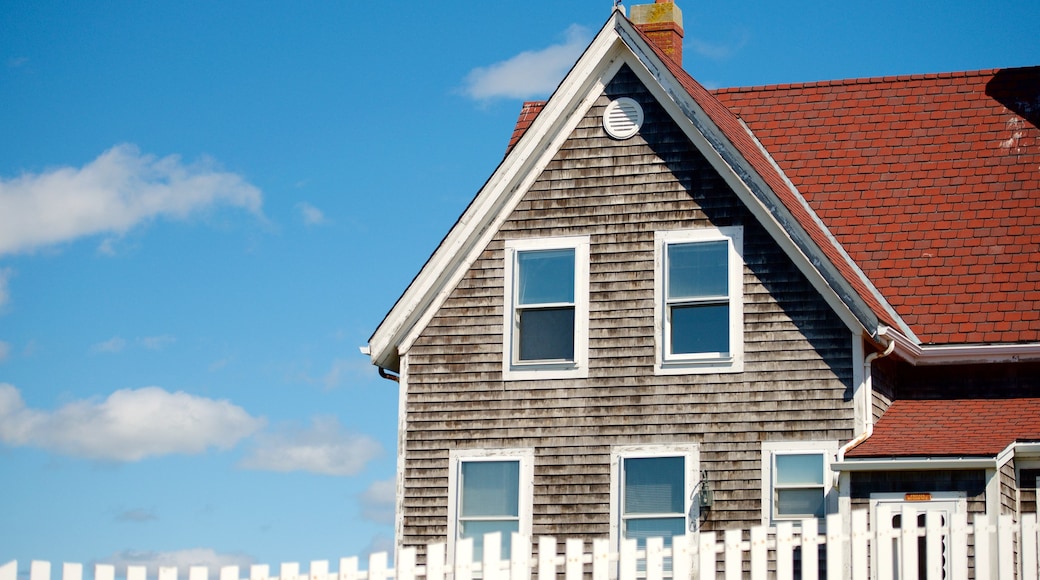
[366, 0, 1040, 569]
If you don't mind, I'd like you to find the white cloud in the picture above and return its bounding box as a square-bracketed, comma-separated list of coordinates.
[0, 144, 263, 256]
[360, 478, 396, 524]
[296, 202, 327, 226]
[140, 335, 176, 351]
[238, 416, 382, 476]
[115, 508, 159, 523]
[461, 25, 591, 100]
[687, 30, 749, 60]
[0, 341, 9, 362]
[99, 548, 254, 578]
[0, 384, 265, 461]
[92, 336, 127, 354]
[0, 267, 12, 310]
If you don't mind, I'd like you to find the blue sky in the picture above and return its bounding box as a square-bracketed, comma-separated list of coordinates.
[1, 0, 1038, 575]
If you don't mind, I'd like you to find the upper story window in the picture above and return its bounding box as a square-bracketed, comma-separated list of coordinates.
[503, 236, 589, 380]
[448, 449, 533, 562]
[655, 227, 744, 374]
[761, 441, 837, 526]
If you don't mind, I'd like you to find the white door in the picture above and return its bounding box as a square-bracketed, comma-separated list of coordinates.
[871, 494, 965, 580]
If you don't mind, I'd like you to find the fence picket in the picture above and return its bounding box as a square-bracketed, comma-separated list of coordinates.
[454, 538, 473, 580]
[220, 566, 240, 580]
[0, 562, 15, 580]
[802, 518, 819, 580]
[850, 510, 868, 580]
[924, 511, 944, 580]
[697, 531, 716, 579]
[949, 512, 969, 580]
[482, 532, 501, 580]
[975, 513, 992, 580]
[310, 560, 329, 580]
[190, 566, 208, 580]
[424, 544, 444, 580]
[31, 561, 50, 580]
[396, 548, 416, 580]
[510, 534, 531, 580]
[899, 505, 919, 580]
[95, 564, 115, 580]
[618, 538, 636, 580]
[826, 513, 844, 580]
[671, 534, 692, 580]
[127, 566, 147, 580]
[775, 522, 793, 580]
[62, 563, 82, 580]
[749, 525, 767, 578]
[565, 538, 583, 580]
[645, 537, 663, 580]
[368, 550, 388, 580]
[1023, 513, 1039, 580]
[537, 537, 557, 580]
[723, 529, 741, 580]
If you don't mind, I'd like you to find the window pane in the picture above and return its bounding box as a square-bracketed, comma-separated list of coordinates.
[623, 456, 684, 514]
[670, 304, 729, 354]
[776, 488, 825, 518]
[518, 249, 574, 305]
[775, 454, 824, 485]
[622, 517, 686, 547]
[518, 307, 574, 361]
[460, 519, 520, 560]
[461, 461, 520, 517]
[667, 241, 728, 299]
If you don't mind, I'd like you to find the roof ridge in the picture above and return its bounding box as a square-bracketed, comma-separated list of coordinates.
[710, 67, 1005, 94]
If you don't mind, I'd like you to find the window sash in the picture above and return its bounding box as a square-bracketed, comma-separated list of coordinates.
[772, 452, 826, 519]
[621, 456, 687, 547]
[662, 237, 735, 360]
[458, 459, 522, 561]
[512, 248, 577, 364]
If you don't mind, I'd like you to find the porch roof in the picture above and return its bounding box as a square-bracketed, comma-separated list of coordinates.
[845, 398, 1040, 458]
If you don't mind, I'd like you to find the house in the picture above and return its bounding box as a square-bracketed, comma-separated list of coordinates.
[366, 0, 1040, 568]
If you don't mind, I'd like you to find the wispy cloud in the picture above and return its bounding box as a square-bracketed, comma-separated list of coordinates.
[296, 202, 327, 226]
[0, 341, 9, 362]
[115, 508, 159, 523]
[98, 549, 254, 577]
[6, 56, 28, 68]
[0, 144, 263, 256]
[91, 336, 127, 354]
[687, 29, 750, 61]
[360, 477, 396, 524]
[0, 267, 12, 310]
[140, 335, 176, 351]
[460, 25, 590, 101]
[239, 416, 382, 476]
[0, 384, 265, 461]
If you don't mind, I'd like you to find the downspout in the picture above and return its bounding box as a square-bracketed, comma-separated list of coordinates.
[838, 330, 895, 462]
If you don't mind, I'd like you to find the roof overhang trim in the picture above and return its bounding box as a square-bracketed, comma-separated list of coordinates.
[833, 457, 996, 472]
[880, 326, 1040, 365]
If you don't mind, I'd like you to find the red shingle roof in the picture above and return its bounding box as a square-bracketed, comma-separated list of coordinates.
[714, 68, 1040, 345]
[507, 24, 1040, 347]
[844, 398, 1040, 458]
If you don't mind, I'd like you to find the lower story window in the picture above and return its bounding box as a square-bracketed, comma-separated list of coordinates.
[611, 445, 699, 550]
[449, 449, 533, 561]
[762, 441, 837, 525]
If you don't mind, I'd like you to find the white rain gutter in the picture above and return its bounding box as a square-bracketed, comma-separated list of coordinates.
[837, 331, 896, 462]
[833, 456, 997, 471]
[880, 326, 1040, 365]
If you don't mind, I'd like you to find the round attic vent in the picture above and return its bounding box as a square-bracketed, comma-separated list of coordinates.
[603, 97, 644, 139]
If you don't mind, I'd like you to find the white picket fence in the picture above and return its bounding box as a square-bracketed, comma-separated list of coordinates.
[4, 509, 1040, 580]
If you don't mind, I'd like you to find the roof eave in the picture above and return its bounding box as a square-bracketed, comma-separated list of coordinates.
[880, 326, 1040, 365]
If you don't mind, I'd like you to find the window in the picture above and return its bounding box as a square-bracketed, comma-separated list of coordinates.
[761, 441, 837, 525]
[655, 228, 743, 374]
[610, 445, 700, 550]
[503, 237, 589, 380]
[448, 449, 533, 562]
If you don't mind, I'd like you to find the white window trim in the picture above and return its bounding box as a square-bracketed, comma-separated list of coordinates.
[502, 236, 590, 381]
[447, 448, 534, 565]
[761, 440, 839, 527]
[654, 227, 744, 375]
[609, 444, 701, 550]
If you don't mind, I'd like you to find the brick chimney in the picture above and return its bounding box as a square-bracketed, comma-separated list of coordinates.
[629, 0, 684, 66]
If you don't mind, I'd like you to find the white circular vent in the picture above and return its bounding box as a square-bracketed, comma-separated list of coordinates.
[602, 97, 644, 139]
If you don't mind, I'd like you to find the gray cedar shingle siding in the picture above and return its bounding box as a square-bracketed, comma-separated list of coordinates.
[399, 66, 854, 550]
